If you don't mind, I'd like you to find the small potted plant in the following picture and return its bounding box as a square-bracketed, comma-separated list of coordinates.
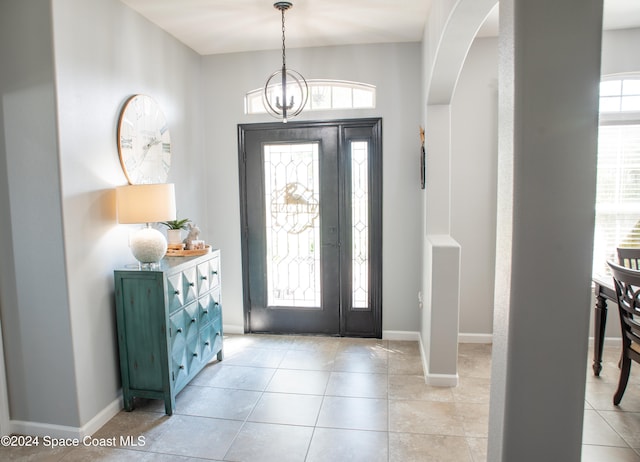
[161, 218, 191, 245]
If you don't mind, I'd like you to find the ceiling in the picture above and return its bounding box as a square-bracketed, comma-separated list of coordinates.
[121, 0, 640, 56]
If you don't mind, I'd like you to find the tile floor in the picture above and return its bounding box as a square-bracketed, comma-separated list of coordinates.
[1, 334, 640, 461]
[583, 341, 640, 461]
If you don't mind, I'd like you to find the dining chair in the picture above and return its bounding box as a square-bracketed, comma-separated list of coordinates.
[617, 247, 640, 269]
[607, 260, 640, 405]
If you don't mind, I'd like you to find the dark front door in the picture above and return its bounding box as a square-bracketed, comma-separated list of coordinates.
[238, 118, 382, 337]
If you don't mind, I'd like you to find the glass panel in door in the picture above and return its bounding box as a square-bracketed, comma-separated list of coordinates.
[264, 143, 321, 308]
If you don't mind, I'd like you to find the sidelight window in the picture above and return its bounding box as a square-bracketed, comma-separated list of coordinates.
[351, 141, 369, 309]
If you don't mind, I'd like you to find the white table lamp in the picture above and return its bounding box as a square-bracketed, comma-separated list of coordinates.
[116, 183, 176, 265]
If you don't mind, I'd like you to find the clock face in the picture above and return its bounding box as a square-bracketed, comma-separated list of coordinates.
[117, 94, 171, 184]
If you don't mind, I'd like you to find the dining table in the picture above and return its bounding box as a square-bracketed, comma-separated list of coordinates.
[591, 274, 617, 376]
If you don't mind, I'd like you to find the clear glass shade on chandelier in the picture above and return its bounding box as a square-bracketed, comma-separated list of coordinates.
[263, 68, 309, 122]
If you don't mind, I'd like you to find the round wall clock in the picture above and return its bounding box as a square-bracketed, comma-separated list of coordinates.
[117, 94, 171, 184]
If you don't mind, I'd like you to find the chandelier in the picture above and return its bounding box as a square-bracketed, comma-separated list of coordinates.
[263, 1, 308, 123]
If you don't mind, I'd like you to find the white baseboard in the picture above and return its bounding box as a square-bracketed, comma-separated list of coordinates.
[223, 328, 423, 339]
[10, 396, 122, 438]
[426, 373, 459, 387]
[417, 332, 458, 387]
[588, 336, 621, 344]
[224, 324, 245, 335]
[418, 334, 430, 384]
[78, 396, 123, 437]
[458, 333, 493, 344]
[10, 420, 83, 439]
[382, 330, 420, 341]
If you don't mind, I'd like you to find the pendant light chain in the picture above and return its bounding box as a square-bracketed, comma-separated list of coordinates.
[281, 6, 287, 70]
[263, 1, 308, 122]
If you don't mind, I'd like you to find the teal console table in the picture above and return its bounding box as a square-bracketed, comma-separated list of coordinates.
[114, 250, 223, 415]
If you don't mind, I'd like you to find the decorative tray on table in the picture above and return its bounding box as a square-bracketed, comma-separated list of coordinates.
[165, 244, 211, 257]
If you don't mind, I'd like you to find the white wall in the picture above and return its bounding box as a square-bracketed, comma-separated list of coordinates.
[448, 28, 640, 342]
[601, 28, 640, 76]
[451, 37, 498, 337]
[488, 1, 601, 458]
[0, 0, 78, 427]
[0, 0, 205, 433]
[52, 0, 205, 428]
[201, 43, 424, 333]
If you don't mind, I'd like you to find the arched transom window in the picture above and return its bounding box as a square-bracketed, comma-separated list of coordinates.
[245, 80, 376, 115]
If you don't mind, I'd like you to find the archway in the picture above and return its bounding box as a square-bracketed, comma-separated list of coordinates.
[420, 0, 498, 386]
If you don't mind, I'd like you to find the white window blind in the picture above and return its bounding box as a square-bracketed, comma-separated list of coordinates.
[593, 76, 640, 276]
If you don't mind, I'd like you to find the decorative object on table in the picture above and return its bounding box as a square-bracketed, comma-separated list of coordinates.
[116, 183, 176, 266]
[165, 223, 211, 256]
[160, 217, 191, 245]
[419, 126, 426, 190]
[263, 1, 308, 123]
[117, 94, 172, 184]
[183, 223, 201, 249]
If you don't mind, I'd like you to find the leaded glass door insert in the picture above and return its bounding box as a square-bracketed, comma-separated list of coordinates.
[351, 141, 369, 310]
[239, 119, 382, 337]
[264, 143, 321, 308]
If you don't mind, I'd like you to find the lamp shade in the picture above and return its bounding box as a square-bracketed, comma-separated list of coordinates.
[116, 183, 176, 224]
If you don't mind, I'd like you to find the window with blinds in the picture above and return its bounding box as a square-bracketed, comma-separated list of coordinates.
[593, 77, 640, 276]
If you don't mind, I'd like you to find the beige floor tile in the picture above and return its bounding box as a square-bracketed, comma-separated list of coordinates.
[306, 428, 388, 462]
[389, 400, 465, 436]
[266, 369, 330, 395]
[388, 374, 454, 401]
[586, 380, 640, 412]
[248, 392, 323, 426]
[223, 422, 313, 462]
[452, 376, 491, 404]
[92, 410, 171, 446]
[388, 340, 421, 356]
[60, 446, 202, 461]
[457, 344, 492, 380]
[336, 337, 389, 356]
[466, 437, 488, 462]
[278, 348, 336, 371]
[190, 363, 276, 391]
[388, 351, 424, 375]
[231, 334, 296, 350]
[317, 396, 388, 431]
[389, 432, 473, 462]
[325, 371, 388, 398]
[455, 403, 490, 438]
[581, 444, 640, 462]
[333, 351, 388, 374]
[289, 336, 340, 353]
[170, 385, 261, 420]
[582, 409, 629, 447]
[0, 444, 72, 462]
[600, 410, 640, 448]
[21, 335, 626, 461]
[141, 414, 242, 459]
[223, 346, 286, 368]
